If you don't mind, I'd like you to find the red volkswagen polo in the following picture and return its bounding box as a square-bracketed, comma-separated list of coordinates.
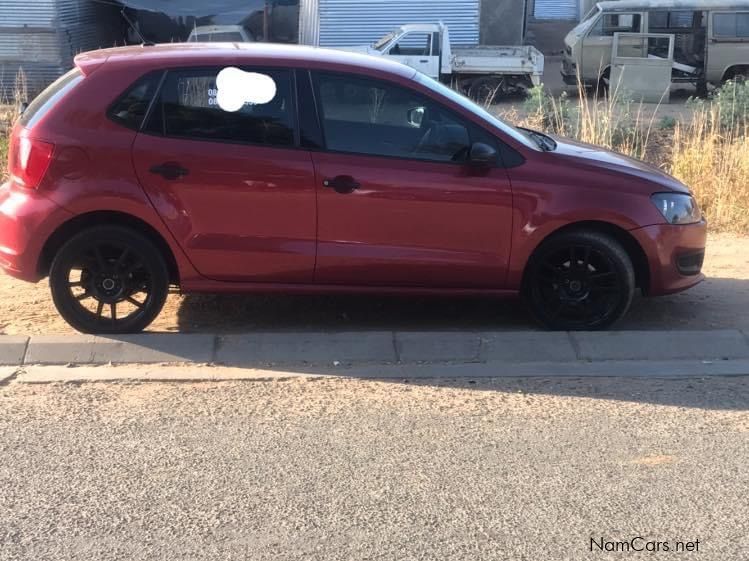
[0, 43, 706, 333]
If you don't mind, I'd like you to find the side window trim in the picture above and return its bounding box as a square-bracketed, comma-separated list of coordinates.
[310, 70, 508, 167]
[140, 65, 301, 150]
[140, 70, 167, 133]
[294, 69, 326, 150]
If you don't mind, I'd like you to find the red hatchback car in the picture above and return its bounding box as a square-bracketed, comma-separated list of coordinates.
[1, 43, 706, 333]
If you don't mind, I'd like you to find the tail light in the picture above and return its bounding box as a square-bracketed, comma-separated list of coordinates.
[9, 135, 55, 189]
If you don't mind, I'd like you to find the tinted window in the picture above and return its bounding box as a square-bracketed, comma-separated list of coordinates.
[650, 11, 696, 30]
[108, 72, 161, 131]
[19, 68, 83, 129]
[590, 13, 642, 36]
[148, 68, 294, 147]
[714, 13, 749, 37]
[315, 73, 472, 163]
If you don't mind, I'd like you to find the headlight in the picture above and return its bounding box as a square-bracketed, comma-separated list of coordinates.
[651, 193, 702, 225]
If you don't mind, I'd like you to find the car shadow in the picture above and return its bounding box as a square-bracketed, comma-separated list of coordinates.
[174, 276, 749, 333]
[164, 276, 749, 412]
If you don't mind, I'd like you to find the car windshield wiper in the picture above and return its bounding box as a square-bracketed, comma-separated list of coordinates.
[518, 127, 557, 152]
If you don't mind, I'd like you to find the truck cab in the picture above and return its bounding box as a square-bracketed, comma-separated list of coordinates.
[341, 23, 450, 80]
[339, 23, 544, 99]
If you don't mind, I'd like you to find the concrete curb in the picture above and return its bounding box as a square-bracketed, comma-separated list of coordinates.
[15, 359, 749, 384]
[2, 330, 749, 369]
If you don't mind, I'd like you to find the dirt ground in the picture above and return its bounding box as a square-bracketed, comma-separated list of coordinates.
[1, 233, 747, 335]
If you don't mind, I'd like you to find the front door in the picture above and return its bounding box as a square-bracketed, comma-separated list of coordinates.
[309, 71, 514, 288]
[385, 31, 440, 79]
[131, 67, 317, 283]
[583, 11, 644, 82]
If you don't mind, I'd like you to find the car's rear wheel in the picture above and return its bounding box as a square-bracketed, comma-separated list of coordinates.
[49, 226, 169, 334]
[525, 230, 635, 331]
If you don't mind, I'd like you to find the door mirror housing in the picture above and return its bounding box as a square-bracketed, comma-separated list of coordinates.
[469, 142, 497, 165]
[407, 106, 425, 127]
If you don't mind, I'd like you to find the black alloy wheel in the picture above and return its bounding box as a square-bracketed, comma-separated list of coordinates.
[49, 226, 169, 334]
[526, 230, 635, 330]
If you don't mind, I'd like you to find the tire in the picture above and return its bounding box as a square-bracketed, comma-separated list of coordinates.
[524, 230, 635, 331]
[49, 226, 169, 334]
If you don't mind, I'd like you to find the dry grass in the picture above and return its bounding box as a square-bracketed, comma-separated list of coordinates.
[671, 108, 749, 233]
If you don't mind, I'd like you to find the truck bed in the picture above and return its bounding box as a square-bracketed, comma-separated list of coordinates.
[451, 45, 544, 76]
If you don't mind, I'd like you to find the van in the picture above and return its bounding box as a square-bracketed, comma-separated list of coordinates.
[562, 0, 749, 97]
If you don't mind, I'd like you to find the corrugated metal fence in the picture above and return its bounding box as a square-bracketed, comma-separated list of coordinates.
[313, 0, 480, 47]
[0, 0, 120, 99]
[533, 0, 579, 20]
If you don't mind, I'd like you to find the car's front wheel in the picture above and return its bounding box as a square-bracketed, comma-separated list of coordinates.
[525, 230, 635, 331]
[49, 226, 169, 334]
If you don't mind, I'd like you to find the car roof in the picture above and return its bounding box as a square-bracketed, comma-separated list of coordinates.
[597, 0, 749, 10]
[74, 42, 417, 79]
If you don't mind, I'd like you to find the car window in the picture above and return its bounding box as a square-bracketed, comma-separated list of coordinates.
[589, 13, 642, 37]
[389, 32, 432, 56]
[108, 72, 162, 131]
[314, 73, 472, 163]
[19, 68, 83, 129]
[146, 67, 294, 147]
[713, 12, 749, 38]
[649, 11, 697, 30]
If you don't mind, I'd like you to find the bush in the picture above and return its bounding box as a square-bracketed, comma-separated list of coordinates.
[688, 79, 749, 131]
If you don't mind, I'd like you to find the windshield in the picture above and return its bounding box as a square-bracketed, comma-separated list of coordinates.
[573, 6, 601, 35]
[414, 73, 539, 151]
[374, 30, 398, 51]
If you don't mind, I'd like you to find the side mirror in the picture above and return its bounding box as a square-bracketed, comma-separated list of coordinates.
[469, 142, 497, 165]
[16, 101, 29, 117]
[407, 106, 425, 127]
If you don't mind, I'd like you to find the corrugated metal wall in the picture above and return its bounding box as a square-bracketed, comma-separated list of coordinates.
[0, 0, 120, 98]
[534, 0, 579, 20]
[314, 0, 480, 47]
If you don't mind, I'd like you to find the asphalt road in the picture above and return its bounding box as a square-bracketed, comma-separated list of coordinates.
[1, 372, 748, 560]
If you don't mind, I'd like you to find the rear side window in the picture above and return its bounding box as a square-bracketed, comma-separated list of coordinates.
[108, 72, 162, 131]
[19, 68, 83, 129]
[145, 67, 295, 147]
[713, 13, 749, 38]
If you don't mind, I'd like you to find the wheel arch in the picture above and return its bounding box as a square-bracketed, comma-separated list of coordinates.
[721, 64, 749, 83]
[521, 220, 650, 293]
[38, 211, 180, 285]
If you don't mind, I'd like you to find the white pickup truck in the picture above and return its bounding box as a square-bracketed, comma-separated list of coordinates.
[340, 23, 544, 100]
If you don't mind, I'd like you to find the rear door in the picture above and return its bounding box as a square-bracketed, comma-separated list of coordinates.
[131, 67, 317, 282]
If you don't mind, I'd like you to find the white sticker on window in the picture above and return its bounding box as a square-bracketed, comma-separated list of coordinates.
[215, 67, 277, 112]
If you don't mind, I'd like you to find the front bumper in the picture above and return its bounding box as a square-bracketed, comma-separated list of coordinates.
[630, 220, 708, 296]
[561, 55, 578, 85]
[0, 181, 72, 283]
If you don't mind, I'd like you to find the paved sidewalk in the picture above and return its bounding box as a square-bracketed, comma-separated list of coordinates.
[2, 330, 749, 367]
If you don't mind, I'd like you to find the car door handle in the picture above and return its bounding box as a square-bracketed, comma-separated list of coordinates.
[323, 175, 360, 194]
[149, 162, 189, 180]
[419, 59, 429, 63]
